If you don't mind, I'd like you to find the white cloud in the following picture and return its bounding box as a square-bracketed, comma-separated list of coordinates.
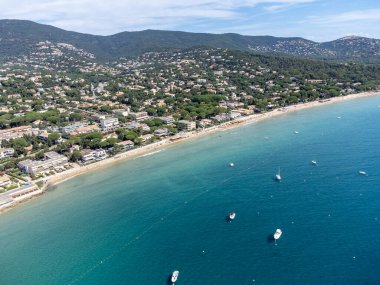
[296, 8, 380, 41]
[0, 0, 315, 34]
[263, 0, 315, 11]
[309, 9, 380, 24]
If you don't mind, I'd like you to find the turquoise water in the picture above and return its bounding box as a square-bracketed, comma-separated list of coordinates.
[1, 96, 380, 285]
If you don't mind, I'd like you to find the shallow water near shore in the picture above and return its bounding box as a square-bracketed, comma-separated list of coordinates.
[1, 95, 380, 285]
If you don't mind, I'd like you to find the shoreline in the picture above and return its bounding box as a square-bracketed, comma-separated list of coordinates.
[2, 90, 380, 213]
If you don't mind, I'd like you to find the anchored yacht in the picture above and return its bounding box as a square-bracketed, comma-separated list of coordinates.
[274, 229, 282, 240]
[171, 271, 179, 283]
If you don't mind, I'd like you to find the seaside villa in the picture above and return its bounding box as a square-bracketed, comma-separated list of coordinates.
[80, 149, 107, 162]
[117, 140, 135, 150]
[178, 120, 196, 131]
[18, 151, 69, 176]
[140, 134, 154, 143]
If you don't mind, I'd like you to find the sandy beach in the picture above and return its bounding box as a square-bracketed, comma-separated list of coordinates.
[2, 90, 379, 213]
[44, 90, 380, 186]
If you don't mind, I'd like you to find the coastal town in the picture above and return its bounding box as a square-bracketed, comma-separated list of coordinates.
[0, 44, 379, 210]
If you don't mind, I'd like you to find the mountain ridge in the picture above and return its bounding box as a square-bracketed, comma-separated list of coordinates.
[0, 19, 379, 63]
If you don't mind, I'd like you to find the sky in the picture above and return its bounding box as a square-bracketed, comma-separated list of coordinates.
[0, 0, 380, 41]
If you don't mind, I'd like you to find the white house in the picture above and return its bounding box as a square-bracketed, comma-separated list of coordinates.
[159, 116, 175, 124]
[117, 140, 135, 150]
[140, 134, 154, 143]
[100, 117, 119, 130]
[0, 148, 15, 158]
[154, 128, 169, 137]
[113, 109, 129, 117]
[80, 149, 107, 162]
[229, 111, 242, 119]
[18, 151, 68, 176]
[178, 120, 196, 131]
[129, 112, 149, 121]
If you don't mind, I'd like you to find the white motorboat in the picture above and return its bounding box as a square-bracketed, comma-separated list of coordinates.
[274, 229, 282, 240]
[275, 168, 281, 181]
[171, 270, 179, 283]
[229, 162, 235, 167]
[359, 171, 368, 176]
[311, 160, 317, 165]
[229, 212, 236, 220]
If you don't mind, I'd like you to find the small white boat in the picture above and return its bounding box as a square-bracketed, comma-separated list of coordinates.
[274, 229, 282, 240]
[275, 168, 281, 181]
[229, 162, 235, 167]
[311, 160, 317, 165]
[294, 131, 299, 134]
[229, 212, 236, 220]
[337, 116, 341, 119]
[359, 171, 368, 176]
[171, 270, 179, 283]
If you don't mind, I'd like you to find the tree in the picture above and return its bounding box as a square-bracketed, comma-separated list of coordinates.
[0, 119, 8, 129]
[125, 131, 139, 141]
[66, 89, 80, 98]
[11, 137, 29, 148]
[100, 138, 119, 148]
[144, 118, 163, 127]
[69, 112, 82, 122]
[35, 151, 45, 160]
[4, 161, 16, 170]
[157, 107, 166, 116]
[70, 150, 82, 162]
[256, 101, 268, 110]
[48, 133, 61, 145]
[100, 105, 112, 113]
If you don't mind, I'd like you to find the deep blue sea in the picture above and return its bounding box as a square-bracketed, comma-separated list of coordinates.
[1, 96, 380, 285]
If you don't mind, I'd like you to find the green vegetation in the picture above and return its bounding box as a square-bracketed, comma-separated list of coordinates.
[0, 34, 379, 182]
[36, 181, 44, 189]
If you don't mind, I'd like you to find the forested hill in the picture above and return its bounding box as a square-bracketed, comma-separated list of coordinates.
[1, 20, 380, 63]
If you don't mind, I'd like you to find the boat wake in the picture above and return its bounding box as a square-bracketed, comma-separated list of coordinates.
[139, 149, 164, 157]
